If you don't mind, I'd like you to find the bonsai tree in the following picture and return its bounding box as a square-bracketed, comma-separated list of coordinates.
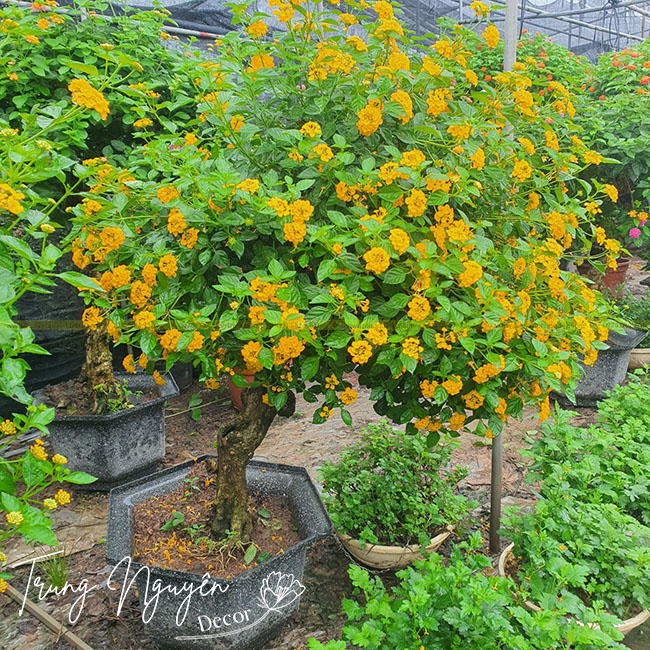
[69, 0, 613, 543]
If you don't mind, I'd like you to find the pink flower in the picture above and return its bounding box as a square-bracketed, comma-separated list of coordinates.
[169, 144, 182, 151]
[629, 227, 641, 239]
[640, 219, 647, 227]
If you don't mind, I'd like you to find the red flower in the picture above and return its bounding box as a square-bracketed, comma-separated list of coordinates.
[640, 76, 650, 85]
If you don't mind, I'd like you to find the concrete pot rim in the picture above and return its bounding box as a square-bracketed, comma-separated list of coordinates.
[106, 454, 333, 583]
[34, 371, 179, 423]
[498, 542, 649, 635]
[337, 524, 453, 569]
[605, 327, 648, 351]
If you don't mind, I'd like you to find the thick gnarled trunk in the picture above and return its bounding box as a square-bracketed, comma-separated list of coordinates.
[210, 386, 295, 543]
[83, 321, 115, 414]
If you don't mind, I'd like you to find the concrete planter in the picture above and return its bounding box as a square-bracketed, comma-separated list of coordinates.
[106, 456, 332, 650]
[556, 328, 647, 407]
[498, 543, 649, 636]
[37, 372, 179, 490]
[337, 525, 452, 569]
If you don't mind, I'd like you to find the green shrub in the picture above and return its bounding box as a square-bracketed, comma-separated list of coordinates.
[522, 407, 650, 526]
[502, 491, 650, 619]
[308, 533, 625, 650]
[318, 422, 471, 547]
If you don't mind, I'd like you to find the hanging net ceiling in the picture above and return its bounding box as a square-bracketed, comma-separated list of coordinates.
[119, 0, 650, 59]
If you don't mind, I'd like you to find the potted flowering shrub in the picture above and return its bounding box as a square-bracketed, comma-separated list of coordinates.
[71, 0, 615, 646]
[0, 107, 99, 596]
[499, 490, 650, 635]
[1, 40, 182, 489]
[318, 422, 472, 569]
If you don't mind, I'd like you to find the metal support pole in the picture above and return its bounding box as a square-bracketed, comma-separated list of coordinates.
[490, 0, 517, 557]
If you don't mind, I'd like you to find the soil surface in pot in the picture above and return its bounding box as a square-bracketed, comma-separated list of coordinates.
[132, 460, 301, 578]
[40, 376, 158, 416]
[503, 549, 644, 620]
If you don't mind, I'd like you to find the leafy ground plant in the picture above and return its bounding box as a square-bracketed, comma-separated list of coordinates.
[308, 533, 625, 650]
[522, 406, 650, 526]
[318, 422, 471, 547]
[502, 490, 650, 620]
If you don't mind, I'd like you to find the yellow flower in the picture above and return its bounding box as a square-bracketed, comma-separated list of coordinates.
[583, 150, 603, 165]
[247, 20, 267, 38]
[470, 147, 485, 170]
[300, 121, 321, 137]
[82, 307, 103, 331]
[340, 387, 358, 405]
[230, 114, 244, 132]
[400, 148, 426, 169]
[374, 1, 394, 20]
[153, 370, 166, 386]
[167, 208, 186, 236]
[482, 24, 500, 48]
[160, 329, 182, 352]
[52, 453, 67, 465]
[6, 511, 23, 526]
[426, 88, 450, 117]
[268, 197, 290, 217]
[289, 199, 314, 222]
[138, 353, 149, 369]
[0, 419, 16, 436]
[54, 489, 71, 505]
[248, 54, 274, 72]
[405, 189, 427, 217]
[401, 337, 423, 360]
[448, 412, 466, 430]
[390, 90, 413, 124]
[458, 260, 483, 287]
[237, 178, 260, 194]
[205, 378, 220, 390]
[442, 375, 464, 395]
[512, 159, 533, 182]
[68, 78, 110, 120]
[407, 295, 431, 321]
[447, 124, 472, 140]
[159, 253, 178, 278]
[0, 183, 25, 215]
[157, 186, 180, 204]
[187, 331, 204, 353]
[142, 263, 158, 286]
[363, 247, 390, 274]
[283, 221, 307, 246]
[356, 99, 383, 136]
[366, 322, 388, 345]
[603, 184, 618, 202]
[348, 340, 373, 364]
[463, 390, 485, 409]
[180, 227, 199, 249]
[133, 118, 153, 128]
[43, 498, 58, 510]
[389, 228, 410, 254]
[470, 1, 489, 16]
[312, 143, 334, 162]
[122, 354, 136, 374]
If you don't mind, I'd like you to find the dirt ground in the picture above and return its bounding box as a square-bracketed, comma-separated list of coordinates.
[1, 257, 649, 650]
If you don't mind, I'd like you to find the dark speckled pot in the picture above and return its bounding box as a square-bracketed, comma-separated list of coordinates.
[106, 456, 332, 650]
[36, 372, 179, 490]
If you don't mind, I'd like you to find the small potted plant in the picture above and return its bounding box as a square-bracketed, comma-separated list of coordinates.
[499, 491, 650, 635]
[318, 422, 472, 569]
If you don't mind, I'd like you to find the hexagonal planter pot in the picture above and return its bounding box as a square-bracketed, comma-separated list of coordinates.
[37, 372, 179, 490]
[106, 456, 332, 650]
[556, 328, 647, 407]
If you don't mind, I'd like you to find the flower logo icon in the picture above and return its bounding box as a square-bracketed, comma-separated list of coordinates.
[258, 572, 305, 612]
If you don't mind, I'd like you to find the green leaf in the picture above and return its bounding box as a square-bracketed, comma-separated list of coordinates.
[244, 544, 257, 565]
[258, 508, 270, 519]
[64, 472, 97, 485]
[0, 469, 15, 495]
[1, 492, 21, 512]
[340, 409, 352, 425]
[22, 454, 47, 488]
[219, 310, 239, 332]
[317, 259, 337, 283]
[20, 523, 57, 546]
[258, 347, 274, 369]
[325, 331, 351, 349]
[301, 356, 320, 381]
[57, 271, 102, 292]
